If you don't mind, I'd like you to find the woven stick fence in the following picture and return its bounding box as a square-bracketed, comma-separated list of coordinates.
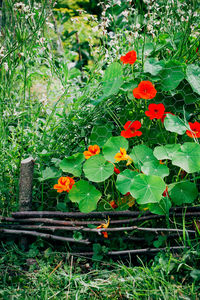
[0, 157, 199, 256]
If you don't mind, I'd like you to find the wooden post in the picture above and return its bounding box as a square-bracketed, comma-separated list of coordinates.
[19, 157, 34, 249]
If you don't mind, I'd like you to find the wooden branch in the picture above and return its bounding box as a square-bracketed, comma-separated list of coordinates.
[0, 224, 196, 234]
[12, 206, 200, 219]
[70, 246, 189, 256]
[0, 229, 90, 244]
[11, 210, 148, 219]
[88, 226, 196, 234]
[2, 212, 200, 227]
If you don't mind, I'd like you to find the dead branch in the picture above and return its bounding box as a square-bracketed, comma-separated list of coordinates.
[11, 210, 148, 219]
[0, 224, 196, 235]
[0, 229, 90, 244]
[11, 206, 200, 219]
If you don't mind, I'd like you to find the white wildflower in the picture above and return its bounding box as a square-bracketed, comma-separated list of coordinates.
[92, 26, 99, 32]
[122, 10, 129, 18]
[0, 46, 5, 57]
[3, 62, 8, 71]
[133, 31, 139, 38]
[46, 22, 54, 29]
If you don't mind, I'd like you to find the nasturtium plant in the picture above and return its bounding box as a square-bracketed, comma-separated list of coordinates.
[116, 169, 138, 195]
[68, 180, 102, 213]
[168, 181, 198, 205]
[83, 155, 114, 182]
[171, 143, 200, 173]
[130, 174, 166, 204]
[59, 153, 85, 177]
[103, 136, 128, 163]
[130, 145, 156, 168]
[148, 197, 172, 215]
[164, 114, 188, 135]
[141, 161, 169, 178]
[153, 144, 181, 160]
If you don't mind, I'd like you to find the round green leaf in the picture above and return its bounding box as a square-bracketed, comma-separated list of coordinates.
[141, 161, 169, 178]
[59, 153, 84, 177]
[130, 174, 166, 204]
[148, 197, 172, 215]
[116, 169, 138, 195]
[160, 61, 185, 91]
[168, 181, 198, 205]
[144, 58, 164, 76]
[68, 180, 101, 213]
[153, 144, 181, 160]
[172, 142, 200, 173]
[186, 64, 200, 96]
[103, 136, 128, 163]
[164, 114, 188, 135]
[130, 145, 156, 168]
[83, 155, 114, 182]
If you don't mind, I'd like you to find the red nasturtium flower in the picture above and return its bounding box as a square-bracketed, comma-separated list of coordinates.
[121, 120, 142, 138]
[120, 50, 137, 65]
[145, 103, 165, 120]
[133, 81, 157, 100]
[186, 122, 200, 138]
[54, 176, 75, 193]
[114, 167, 121, 174]
[83, 145, 100, 159]
[163, 186, 169, 198]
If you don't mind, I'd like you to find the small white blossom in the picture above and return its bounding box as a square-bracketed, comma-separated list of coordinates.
[133, 31, 139, 38]
[46, 22, 54, 29]
[0, 46, 5, 57]
[92, 26, 99, 32]
[122, 10, 129, 18]
[3, 62, 8, 71]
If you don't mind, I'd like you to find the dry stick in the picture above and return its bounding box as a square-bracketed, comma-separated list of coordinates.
[2, 225, 188, 241]
[0, 212, 200, 226]
[12, 210, 149, 219]
[18, 157, 34, 249]
[0, 216, 160, 225]
[0, 224, 196, 234]
[12, 206, 200, 219]
[0, 229, 90, 244]
[70, 246, 189, 256]
[2, 212, 200, 226]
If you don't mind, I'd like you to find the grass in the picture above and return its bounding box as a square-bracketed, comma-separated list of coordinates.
[0, 242, 200, 299]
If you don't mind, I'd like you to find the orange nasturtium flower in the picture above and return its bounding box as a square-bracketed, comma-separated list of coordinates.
[133, 81, 157, 100]
[114, 148, 132, 165]
[83, 145, 100, 159]
[110, 200, 118, 209]
[54, 176, 75, 193]
[97, 216, 110, 238]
